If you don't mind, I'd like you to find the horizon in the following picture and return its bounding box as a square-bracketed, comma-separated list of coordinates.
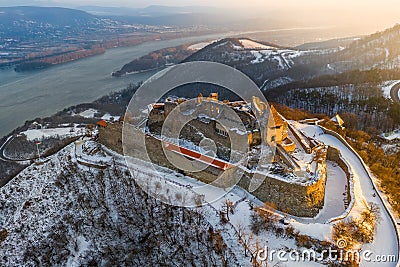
[1, 0, 400, 35]
[0, 0, 400, 266]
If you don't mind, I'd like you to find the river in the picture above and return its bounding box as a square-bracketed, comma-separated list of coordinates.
[0, 32, 245, 138]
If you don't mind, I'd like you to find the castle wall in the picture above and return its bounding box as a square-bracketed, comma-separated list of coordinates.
[143, 133, 327, 217]
[98, 122, 123, 154]
[98, 122, 328, 217]
[238, 170, 326, 217]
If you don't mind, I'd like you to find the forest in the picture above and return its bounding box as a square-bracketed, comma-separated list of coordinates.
[268, 69, 400, 133]
[14, 47, 106, 72]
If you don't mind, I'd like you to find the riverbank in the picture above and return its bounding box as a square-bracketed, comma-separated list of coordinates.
[9, 30, 221, 73]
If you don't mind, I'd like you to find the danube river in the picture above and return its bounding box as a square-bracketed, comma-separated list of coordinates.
[0, 33, 237, 138]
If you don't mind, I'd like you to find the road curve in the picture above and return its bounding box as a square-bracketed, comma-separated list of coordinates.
[390, 82, 400, 103]
[0, 136, 39, 163]
[0, 136, 21, 162]
[295, 123, 399, 267]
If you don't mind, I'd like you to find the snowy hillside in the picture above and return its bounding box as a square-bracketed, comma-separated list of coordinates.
[183, 38, 318, 86]
[239, 39, 277, 50]
[0, 144, 243, 266]
[0, 133, 396, 266]
[323, 24, 400, 72]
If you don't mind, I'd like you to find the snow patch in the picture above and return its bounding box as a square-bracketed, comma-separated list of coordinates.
[21, 126, 83, 141]
[381, 80, 400, 99]
[188, 40, 216, 50]
[78, 108, 98, 118]
[101, 113, 120, 121]
[239, 39, 276, 50]
[382, 129, 400, 140]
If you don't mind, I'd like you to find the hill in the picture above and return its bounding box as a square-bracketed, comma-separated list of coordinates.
[112, 45, 194, 77]
[0, 6, 110, 41]
[181, 24, 400, 88]
[182, 37, 321, 87]
[314, 24, 400, 73]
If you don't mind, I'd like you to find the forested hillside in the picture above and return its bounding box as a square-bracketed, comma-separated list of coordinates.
[267, 69, 400, 133]
[0, 147, 241, 266]
[327, 24, 400, 71]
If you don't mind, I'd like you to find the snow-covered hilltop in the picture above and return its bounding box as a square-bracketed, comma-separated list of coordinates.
[0, 143, 244, 266]
[183, 38, 319, 88]
[0, 118, 397, 266]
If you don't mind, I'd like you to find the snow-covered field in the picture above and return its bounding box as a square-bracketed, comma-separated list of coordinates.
[382, 129, 400, 140]
[188, 40, 216, 50]
[78, 108, 98, 118]
[72, 108, 119, 121]
[249, 48, 309, 69]
[21, 126, 84, 141]
[101, 113, 120, 121]
[239, 39, 276, 50]
[250, 50, 264, 64]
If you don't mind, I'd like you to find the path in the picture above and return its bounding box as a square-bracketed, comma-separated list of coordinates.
[390, 82, 400, 103]
[295, 123, 399, 267]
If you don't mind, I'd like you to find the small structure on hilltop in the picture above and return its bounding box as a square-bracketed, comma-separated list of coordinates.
[330, 114, 344, 127]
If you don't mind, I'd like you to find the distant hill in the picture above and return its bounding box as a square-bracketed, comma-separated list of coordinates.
[182, 38, 321, 87]
[112, 45, 194, 77]
[295, 36, 362, 50]
[0, 0, 60, 7]
[77, 5, 238, 27]
[78, 5, 218, 17]
[180, 25, 400, 87]
[106, 13, 238, 27]
[113, 37, 329, 87]
[0, 6, 110, 41]
[77, 5, 219, 17]
[0, 6, 98, 26]
[317, 24, 400, 72]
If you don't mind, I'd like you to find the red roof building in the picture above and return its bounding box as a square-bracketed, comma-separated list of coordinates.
[96, 120, 107, 128]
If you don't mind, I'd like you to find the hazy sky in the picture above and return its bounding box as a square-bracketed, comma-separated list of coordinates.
[60, 0, 399, 32]
[56, 0, 398, 9]
[6, 0, 400, 34]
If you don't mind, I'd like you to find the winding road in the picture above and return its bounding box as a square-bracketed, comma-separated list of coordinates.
[0, 136, 20, 162]
[295, 123, 399, 267]
[390, 82, 400, 103]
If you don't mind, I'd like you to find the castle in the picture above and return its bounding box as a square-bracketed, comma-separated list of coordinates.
[98, 93, 341, 217]
[146, 92, 310, 173]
